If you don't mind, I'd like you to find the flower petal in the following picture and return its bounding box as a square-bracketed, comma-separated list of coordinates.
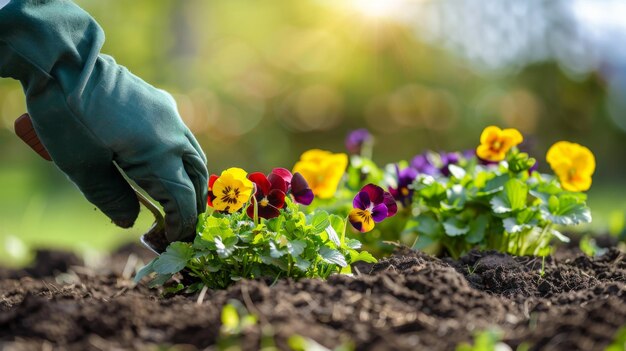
[291, 172, 314, 205]
[267, 189, 286, 209]
[353, 191, 371, 210]
[502, 128, 523, 146]
[248, 172, 271, 195]
[258, 204, 281, 219]
[349, 208, 375, 233]
[268, 173, 288, 193]
[371, 203, 388, 222]
[383, 192, 398, 217]
[480, 126, 502, 145]
[361, 184, 385, 205]
[207, 175, 219, 207]
[271, 168, 293, 186]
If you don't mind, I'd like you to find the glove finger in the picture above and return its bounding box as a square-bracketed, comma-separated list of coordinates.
[183, 152, 209, 216]
[185, 130, 207, 164]
[125, 157, 198, 242]
[67, 163, 140, 228]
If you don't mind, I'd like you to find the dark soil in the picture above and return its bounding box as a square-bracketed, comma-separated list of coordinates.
[0, 243, 625, 350]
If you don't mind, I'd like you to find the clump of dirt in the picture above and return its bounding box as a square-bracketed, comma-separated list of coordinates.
[0, 243, 624, 350]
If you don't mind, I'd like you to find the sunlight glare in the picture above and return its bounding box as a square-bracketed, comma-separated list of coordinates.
[347, 0, 408, 20]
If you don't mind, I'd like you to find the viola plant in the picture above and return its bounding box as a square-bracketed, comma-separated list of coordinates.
[135, 167, 376, 290]
[348, 184, 397, 233]
[406, 126, 593, 258]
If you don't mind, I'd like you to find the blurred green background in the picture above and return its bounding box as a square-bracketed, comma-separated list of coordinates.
[1, 0, 625, 265]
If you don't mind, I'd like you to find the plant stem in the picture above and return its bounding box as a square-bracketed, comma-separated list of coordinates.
[341, 215, 349, 247]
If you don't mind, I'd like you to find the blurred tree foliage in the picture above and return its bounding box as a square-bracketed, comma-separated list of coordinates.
[0, 0, 620, 177]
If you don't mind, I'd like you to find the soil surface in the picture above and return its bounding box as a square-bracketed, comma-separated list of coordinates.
[0, 243, 625, 351]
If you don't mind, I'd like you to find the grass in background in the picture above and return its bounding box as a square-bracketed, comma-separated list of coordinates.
[0, 165, 153, 267]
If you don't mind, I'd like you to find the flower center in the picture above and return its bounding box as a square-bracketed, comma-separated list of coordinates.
[356, 209, 372, 224]
[492, 140, 502, 151]
[260, 197, 270, 207]
[220, 186, 241, 204]
[401, 187, 410, 196]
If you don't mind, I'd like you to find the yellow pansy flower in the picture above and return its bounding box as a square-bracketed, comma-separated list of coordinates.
[546, 141, 595, 192]
[293, 149, 348, 199]
[211, 167, 254, 213]
[476, 126, 523, 162]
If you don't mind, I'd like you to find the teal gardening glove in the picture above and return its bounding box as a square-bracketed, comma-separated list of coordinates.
[0, 0, 208, 242]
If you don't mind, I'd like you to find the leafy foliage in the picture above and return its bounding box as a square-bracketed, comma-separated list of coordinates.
[136, 198, 376, 289]
[407, 149, 592, 258]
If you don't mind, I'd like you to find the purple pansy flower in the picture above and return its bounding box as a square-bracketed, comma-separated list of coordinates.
[270, 168, 314, 205]
[389, 165, 418, 207]
[345, 128, 373, 155]
[349, 184, 397, 233]
[411, 153, 439, 176]
[440, 152, 461, 176]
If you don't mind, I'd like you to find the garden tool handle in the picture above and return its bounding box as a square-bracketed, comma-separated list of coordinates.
[14, 113, 52, 161]
[13, 113, 167, 253]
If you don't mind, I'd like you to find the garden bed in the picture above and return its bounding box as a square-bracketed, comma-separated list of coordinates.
[0, 243, 624, 350]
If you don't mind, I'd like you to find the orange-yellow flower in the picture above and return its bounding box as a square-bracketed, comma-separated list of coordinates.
[546, 141, 595, 192]
[476, 126, 523, 162]
[293, 149, 348, 199]
[210, 168, 254, 213]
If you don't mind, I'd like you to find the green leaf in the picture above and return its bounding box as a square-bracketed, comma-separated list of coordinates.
[551, 229, 570, 243]
[345, 239, 362, 249]
[269, 241, 286, 258]
[148, 273, 172, 288]
[153, 242, 193, 274]
[480, 174, 508, 195]
[490, 178, 528, 213]
[503, 217, 525, 233]
[260, 255, 288, 270]
[329, 215, 346, 237]
[310, 211, 330, 234]
[294, 257, 311, 270]
[133, 258, 157, 283]
[542, 194, 592, 225]
[443, 218, 470, 237]
[443, 184, 466, 210]
[414, 214, 443, 238]
[287, 239, 306, 256]
[448, 164, 466, 179]
[350, 251, 377, 264]
[412, 233, 437, 250]
[419, 181, 446, 207]
[466, 215, 488, 243]
[325, 224, 341, 247]
[505, 178, 528, 210]
[319, 247, 348, 267]
[215, 236, 236, 259]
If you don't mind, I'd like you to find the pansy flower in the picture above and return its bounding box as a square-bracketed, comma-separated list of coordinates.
[269, 168, 314, 205]
[349, 184, 397, 233]
[388, 165, 418, 207]
[411, 153, 439, 176]
[440, 152, 461, 176]
[208, 168, 254, 213]
[293, 149, 348, 199]
[476, 126, 523, 162]
[247, 172, 287, 219]
[345, 128, 373, 155]
[546, 141, 595, 192]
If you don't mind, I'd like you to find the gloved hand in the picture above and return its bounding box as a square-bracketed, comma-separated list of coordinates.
[0, 0, 208, 242]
